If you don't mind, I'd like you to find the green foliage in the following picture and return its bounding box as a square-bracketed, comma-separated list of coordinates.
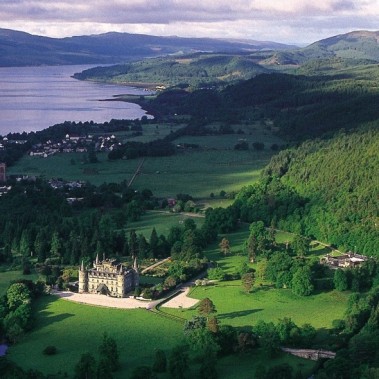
[291, 266, 314, 296]
[168, 345, 189, 379]
[198, 298, 217, 317]
[207, 267, 226, 281]
[152, 349, 167, 373]
[75, 53, 269, 90]
[241, 272, 255, 293]
[6, 283, 31, 310]
[98, 333, 119, 372]
[334, 269, 349, 291]
[74, 352, 97, 379]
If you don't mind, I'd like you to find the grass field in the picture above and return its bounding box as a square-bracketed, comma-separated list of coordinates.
[8, 295, 316, 378]
[9, 149, 272, 198]
[165, 284, 349, 329]
[126, 210, 204, 238]
[8, 295, 183, 378]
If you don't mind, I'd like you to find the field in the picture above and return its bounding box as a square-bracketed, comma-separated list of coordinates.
[163, 284, 349, 329]
[126, 210, 204, 239]
[9, 149, 272, 198]
[7, 295, 183, 378]
[8, 120, 282, 198]
[7, 295, 316, 378]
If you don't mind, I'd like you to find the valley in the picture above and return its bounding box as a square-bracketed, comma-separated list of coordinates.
[0, 27, 378, 379]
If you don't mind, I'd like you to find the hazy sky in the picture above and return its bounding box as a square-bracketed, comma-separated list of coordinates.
[1, 0, 378, 45]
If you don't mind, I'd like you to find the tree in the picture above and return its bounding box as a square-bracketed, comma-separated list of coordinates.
[50, 231, 61, 258]
[291, 235, 309, 257]
[207, 316, 220, 334]
[244, 221, 273, 262]
[149, 228, 159, 258]
[6, 283, 31, 310]
[152, 349, 167, 373]
[168, 345, 189, 379]
[219, 238, 230, 256]
[97, 358, 113, 379]
[291, 266, 314, 296]
[74, 352, 97, 379]
[198, 298, 217, 318]
[199, 345, 218, 379]
[241, 272, 255, 293]
[334, 268, 349, 291]
[98, 333, 119, 372]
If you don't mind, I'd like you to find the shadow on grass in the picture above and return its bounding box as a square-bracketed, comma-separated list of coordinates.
[35, 295, 74, 327]
[218, 309, 263, 320]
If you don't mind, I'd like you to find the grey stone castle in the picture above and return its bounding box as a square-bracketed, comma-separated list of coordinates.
[78, 254, 139, 298]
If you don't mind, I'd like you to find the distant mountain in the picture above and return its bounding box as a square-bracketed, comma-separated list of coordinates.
[0, 28, 294, 67]
[263, 30, 379, 68]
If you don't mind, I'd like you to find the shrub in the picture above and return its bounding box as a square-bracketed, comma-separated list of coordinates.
[43, 345, 57, 355]
[207, 267, 226, 281]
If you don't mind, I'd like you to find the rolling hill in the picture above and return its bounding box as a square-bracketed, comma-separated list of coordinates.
[0, 28, 294, 67]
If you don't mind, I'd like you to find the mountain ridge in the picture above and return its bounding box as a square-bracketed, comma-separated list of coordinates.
[0, 28, 294, 67]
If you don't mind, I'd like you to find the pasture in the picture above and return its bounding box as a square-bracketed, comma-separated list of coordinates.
[9, 149, 271, 198]
[126, 210, 204, 239]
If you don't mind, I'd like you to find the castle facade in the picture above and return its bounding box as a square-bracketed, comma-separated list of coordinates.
[78, 255, 139, 298]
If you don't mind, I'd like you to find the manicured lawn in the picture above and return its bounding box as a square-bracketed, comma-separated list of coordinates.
[162, 283, 349, 330]
[9, 295, 316, 378]
[8, 295, 183, 378]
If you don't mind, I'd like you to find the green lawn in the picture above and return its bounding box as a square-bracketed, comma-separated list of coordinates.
[8, 295, 316, 378]
[8, 295, 183, 378]
[126, 210, 204, 239]
[9, 149, 273, 198]
[0, 270, 40, 296]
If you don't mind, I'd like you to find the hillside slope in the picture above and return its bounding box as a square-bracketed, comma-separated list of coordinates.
[263, 30, 379, 70]
[0, 28, 293, 67]
[261, 127, 379, 255]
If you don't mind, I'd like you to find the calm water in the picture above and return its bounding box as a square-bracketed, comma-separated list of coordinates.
[0, 65, 153, 135]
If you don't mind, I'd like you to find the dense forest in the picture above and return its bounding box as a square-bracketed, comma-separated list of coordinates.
[231, 126, 379, 256]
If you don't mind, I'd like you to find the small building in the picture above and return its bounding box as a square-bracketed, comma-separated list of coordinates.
[78, 255, 139, 298]
[321, 252, 368, 269]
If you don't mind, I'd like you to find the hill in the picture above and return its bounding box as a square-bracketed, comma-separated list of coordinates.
[0, 28, 294, 67]
[263, 30, 379, 70]
[234, 126, 379, 256]
[72, 53, 272, 89]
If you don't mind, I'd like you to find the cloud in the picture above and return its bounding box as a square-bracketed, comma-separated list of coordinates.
[0, 0, 378, 43]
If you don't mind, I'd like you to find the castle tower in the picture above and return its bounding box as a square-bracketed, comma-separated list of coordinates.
[133, 256, 140, 288]
[0, 163, 6, 182]
[78, 261, 88, 293]
[117, 268, 125, 298]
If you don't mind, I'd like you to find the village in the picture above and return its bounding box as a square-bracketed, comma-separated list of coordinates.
[28, 133, 121, 158]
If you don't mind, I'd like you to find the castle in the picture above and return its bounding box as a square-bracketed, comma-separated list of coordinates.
[78, 254, 139, 298]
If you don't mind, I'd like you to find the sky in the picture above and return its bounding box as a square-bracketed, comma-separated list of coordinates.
[1, 0, 378, 45]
